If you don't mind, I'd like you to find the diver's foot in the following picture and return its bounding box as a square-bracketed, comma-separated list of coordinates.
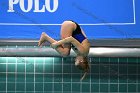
[38, 32, 47, 47]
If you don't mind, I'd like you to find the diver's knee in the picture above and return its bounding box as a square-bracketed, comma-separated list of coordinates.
[62, 21, 75, 27]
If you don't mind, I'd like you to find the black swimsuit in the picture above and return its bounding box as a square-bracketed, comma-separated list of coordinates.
[70, 20, 86, 50]
[71, 21, 86, 43]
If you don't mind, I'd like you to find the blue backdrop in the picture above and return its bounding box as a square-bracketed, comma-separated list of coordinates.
[0, 0, 139, 39]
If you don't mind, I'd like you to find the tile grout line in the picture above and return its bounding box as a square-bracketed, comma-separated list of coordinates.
[127, 58, 128, 93]
[136, 57, 138, 93]
[34, 58, 35, 93]
[99, 57, 101, 93]
[15, 57, 17, 93]
[71, 58, 72, 93]
[62, 58, 63, 93]
[6, 57, 8, 93]
[1, 81, 138, 84]
[118, 57, 120, 93]
[90, 57, 91, 93]
[43, 57, 45, 93]
[52, 57, 54, 93]
[25, 57, 26, 93]
[108, 58, 110, 93]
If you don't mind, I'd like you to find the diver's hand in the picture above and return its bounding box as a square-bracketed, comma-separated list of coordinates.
[51, 42, 58, 49]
